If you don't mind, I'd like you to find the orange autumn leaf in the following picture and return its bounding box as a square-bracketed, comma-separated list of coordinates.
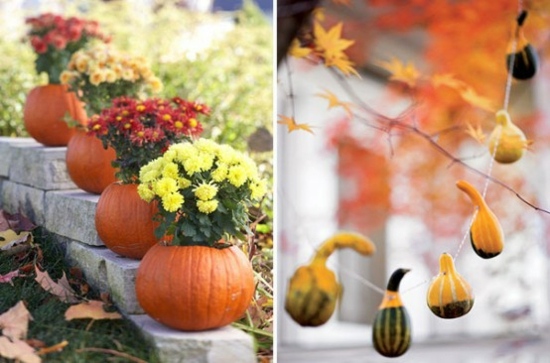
[376, 58, 420, 87]
[316, 89, 354, 117]
[465, 123, 486, 144]
[36, 341, 69, 355]
[313, 22, 359, 76]
[277, 115, 315, 134]
[34, 266, 79, 304]
[64, 300, 122, 321]
[0, 301, 32, 340]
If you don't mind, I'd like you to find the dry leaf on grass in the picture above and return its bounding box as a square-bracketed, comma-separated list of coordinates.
[0, 270, 20, 285]
[0, 210, 36, 233]
[0, 336, 41, 363]
[0, 301, 32, 340]
[34, 266, 79, 304]
[65, 300, 121, 321]
[0, 230, 33, 251]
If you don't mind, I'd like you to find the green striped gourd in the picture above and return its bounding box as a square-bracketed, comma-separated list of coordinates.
[372, 268, 411, 358]
[488, 110, 528, 164]
[285, 231, 376, 326]
[456, 180, 504, 259]
[506, 10, 537, 80]
[427, 253, 474, 319]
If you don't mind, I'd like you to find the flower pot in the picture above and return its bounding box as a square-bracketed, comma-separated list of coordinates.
[135, 243, 255, 331]
[95, 182, 159, 259]
[23, 84, 87, 146]
[66, 129, 118, 194]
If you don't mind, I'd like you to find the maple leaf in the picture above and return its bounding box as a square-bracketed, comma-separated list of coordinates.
[0, 230, 33, 252]
[313, 22, 358, 76]
[376, 58, 420, 87]
[0, 301, 32, 340]
[327, 56, 360, 77]
[316, 89, 354, 117]
[0, 270, 20, 286]
[313, 7, 325, 21]
[0, 336, 40, 363]
[465, 123, 486, 144]
[64, 300, 122, 321]
[34, 266, 79, 304]
[288, 39, 312, 59]
[277, 115, 315, 134]
[431, 73, 466, 90]
[459, 87, 496, 113]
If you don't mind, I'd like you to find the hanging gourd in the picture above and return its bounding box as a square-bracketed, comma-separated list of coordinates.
[506, 10, 538, 80]
[488, 109, 528, 164]
[372, 268, 411, 358]
[285, 231, 376, 327]
[427, 253, 474, 319]
[456, 180, 504, 259]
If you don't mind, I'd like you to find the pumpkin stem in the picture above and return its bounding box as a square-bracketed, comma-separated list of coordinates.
[456, 180, 486, 209]
[386, 268, 410, 292]
[312, 231, 376, 266]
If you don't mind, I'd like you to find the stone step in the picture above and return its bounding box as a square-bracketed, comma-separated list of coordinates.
[0, 137, 257, 362]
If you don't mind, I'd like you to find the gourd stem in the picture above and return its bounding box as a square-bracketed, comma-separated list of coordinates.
[386, 268, 410, 292]
[456, 180, 485, 208]
[312, 231, 376, 265]
[439, 253, 457, 274]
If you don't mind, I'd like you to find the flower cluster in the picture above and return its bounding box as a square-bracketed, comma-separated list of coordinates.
[61, 44, 163, 116]
[88, 96, 207, 183]
[138, 139, 267, 246]
[26, 13, 109, 83]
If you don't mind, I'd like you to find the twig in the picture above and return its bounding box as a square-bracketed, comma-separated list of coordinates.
[75, 347, 147, 363]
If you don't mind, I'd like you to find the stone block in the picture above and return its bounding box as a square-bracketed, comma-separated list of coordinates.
[0, 137, 39, 177]
[45, 190, 103, 246]
[129, 315, 256, 363]
[0, 180, 45, 225]
[65, 241, 142, 314]
[9, 142, 75, 190]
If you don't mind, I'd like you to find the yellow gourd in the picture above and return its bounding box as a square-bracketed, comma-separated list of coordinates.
[284, 231, 376, 327]
[456, 180, 504, 259]
[488, 109, 527, 164]
[427, 253, 474, 319]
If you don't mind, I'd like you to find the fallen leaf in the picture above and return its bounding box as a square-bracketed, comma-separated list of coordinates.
[0, 336, 41, 363]
[0, 301, 32, 340]
[376, 58, 420, 87]
[0, 230, 33, 251]
[316, 89, 354, 117]
[34, 266, 79, 304]
[0, 211, 36, 233]
[277, 115, 315, 134]
[64, 300, 122, 321]
[0, 270, 20, 286]
[465, 123, 486, 144]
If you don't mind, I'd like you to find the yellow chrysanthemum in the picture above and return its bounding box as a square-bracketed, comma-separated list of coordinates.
[183, 156, 202, 175]
[137, 183, 155, 202]
[89, 69, 106, 86]
[75, 56, 89, 73]
[196, 152, 215, 171]
[197, 199, 219, 214]
[171, 143, 197, 163]
[227, 165, 248, 187]
[153, 177, 179, 197]
[60, 70, 75, 85]
[250, 179, 267, 200]
[121, 69, 136, 81]
[211, 163, 228, 182]
[178, 177, 192, 189]
[140, 170, 159, 183]
[195, 138, 218, 154]
[162, 162, 179, 179]
[193, 182, 218, 201]
[162, 192, 184, 212]
[104, 69, 118, 83]
[217, 145, 238, 164]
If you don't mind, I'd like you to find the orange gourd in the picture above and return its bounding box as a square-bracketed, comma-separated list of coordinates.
[427, 253, 474, 319]
[66, 129, 118, 194]
[95, 182, 159, 259]
[456, 180, 504, 258]
[23, 84, 87, 146]
[135, 243, 255, 331]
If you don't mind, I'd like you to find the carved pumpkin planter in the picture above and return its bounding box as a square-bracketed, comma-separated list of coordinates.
[23, 84, 87, 146]
[66, 129, 118, 194]
[135, 243, 255, 331]
[95, 182, 159, 259]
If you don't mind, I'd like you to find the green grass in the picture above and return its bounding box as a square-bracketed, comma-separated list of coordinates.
[0, 228, 158, 363]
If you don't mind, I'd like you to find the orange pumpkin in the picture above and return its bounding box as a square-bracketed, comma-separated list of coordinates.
[135, 243, 255, 331]
[66, 129, 118, 194]
[95, 182, 159, 259]
[23, 84, 87, 146]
